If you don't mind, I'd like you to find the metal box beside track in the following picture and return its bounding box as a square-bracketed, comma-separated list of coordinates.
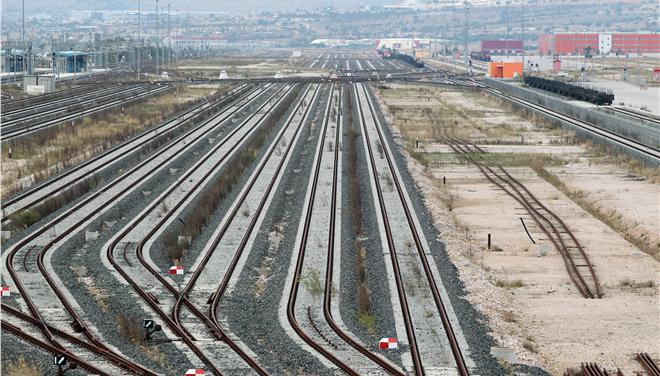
[23, 74, 56, 94]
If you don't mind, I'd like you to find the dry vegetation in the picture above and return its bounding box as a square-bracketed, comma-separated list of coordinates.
[6, 174, 99, 231]
[375, 83, 659, 373]
[116, 313, 166, 367]
[162, 86, 300, 263]
[3, 357, 42, 376]
[345, 89, 376, 335]
[377, 83, 660, 260]
[1, 85, 220, 199]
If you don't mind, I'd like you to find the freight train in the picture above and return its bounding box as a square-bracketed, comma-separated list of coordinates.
[377, 48, 424, 69]
[524, 76, 615, 106]
[470, 51, 491, 62]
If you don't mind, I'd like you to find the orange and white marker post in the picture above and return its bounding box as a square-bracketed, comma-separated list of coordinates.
[169, 265, 184, 275]
[379, 337, 398, 350]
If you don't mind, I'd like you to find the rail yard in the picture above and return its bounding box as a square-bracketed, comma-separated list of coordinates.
[1, 2, 659, 376]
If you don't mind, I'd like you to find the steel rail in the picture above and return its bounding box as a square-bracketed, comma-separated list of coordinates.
[166, 83, 319, 375]
[1, 84, 150, 127]
[497, 165, 601, 297]
[361, 83, 471, 375]
[2, 83, 251, 221]
[637, 352, 660, 376]
[2, 85, 97, 108]
[1, 304, 157, 375]
[322, 84, 406, 375]
[353, 83, 426, 376]
[285, 83, 361, 375]
[167, 83, 316, 351]
[1, 84, 131, 120]
[1, 320, 110, 376]
[36, 85, 279, 373]
[3, 83, 273, 373]
[606, 107, 660, 126]
[447, 139, 599, 298]
[484, 88, 660, 160]
[1, 85, 172, 141]
[107, 84, 295, 375]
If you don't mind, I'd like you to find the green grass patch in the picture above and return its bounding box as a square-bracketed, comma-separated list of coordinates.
[357, 311, 376, 336]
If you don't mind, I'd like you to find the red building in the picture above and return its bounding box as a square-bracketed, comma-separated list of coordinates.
[554, 33, 599, 55]
[480, 39, 523, 54]
[611, 33, 659, 54]
[538, 32, 660, 55]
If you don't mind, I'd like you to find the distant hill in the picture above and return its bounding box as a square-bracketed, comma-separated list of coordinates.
[3, 0, 388, 16]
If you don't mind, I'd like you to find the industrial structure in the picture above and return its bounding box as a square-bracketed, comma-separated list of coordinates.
[538, 32, 660, 56]
[480, 40, 523, 54]
[487, 61, 523, 78]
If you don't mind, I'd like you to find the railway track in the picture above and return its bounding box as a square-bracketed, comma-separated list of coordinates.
[355, 82, 470, 375]
[104, 83, 296, 374]
[1, 320, 113, 375]
[483, 87, 660, 161]
[285, 82, 362, 375]
[1, 84, 172, 141]
[637, 353, 660, 376]
[2, 83, 252, 222]
[445, 138, 602, 299]
[1, 305, 154, 375]
[1, 84, 124, 121]
[282, 83, 407, 375]
[1, 85, 96, 108]
[606, 106, 660, 126]
[168, 83, 323, 374]
[1, 83, 278, 375]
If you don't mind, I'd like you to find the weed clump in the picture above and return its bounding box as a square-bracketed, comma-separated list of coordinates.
[160, 86, 300, 263]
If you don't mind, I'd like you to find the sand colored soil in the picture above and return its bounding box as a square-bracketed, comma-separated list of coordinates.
[374, 83, 660, 374]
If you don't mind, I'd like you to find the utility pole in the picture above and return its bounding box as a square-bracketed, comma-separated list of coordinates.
[452, 0, 456, 53]
[156, 0, 159, 76]
[22, 0, 25, 76]
[137, 0, 141, 79]
[464, 1, 470, 68]
[521, 0, 525, 77]
[168, 4, 172, 69]
[506, 1, 510, 57]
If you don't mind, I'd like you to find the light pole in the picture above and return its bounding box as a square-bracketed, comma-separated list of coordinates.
[22, 0, 25, 76]
[506, 1, 510, 57]
[464, 1, 470, 69]
[452, 0, 456, 53]
[137, 0, 141, 79]
[168, 4, 172, 69]
[156, 0, 159, 76]
[521, 0, 525, 77]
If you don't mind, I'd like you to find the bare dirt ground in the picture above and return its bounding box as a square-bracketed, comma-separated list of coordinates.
[176, 57, 302, 77]
[374, 83, 659, 375]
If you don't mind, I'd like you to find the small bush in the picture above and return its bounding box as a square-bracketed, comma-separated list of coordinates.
[301, 269, 323, 297]
[495, 279, 524, 289]
[7, 209, 41, 230]
[4, 358, 41, 376]
[522, 340, 538, 353]
[502, 311, 517, 323]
